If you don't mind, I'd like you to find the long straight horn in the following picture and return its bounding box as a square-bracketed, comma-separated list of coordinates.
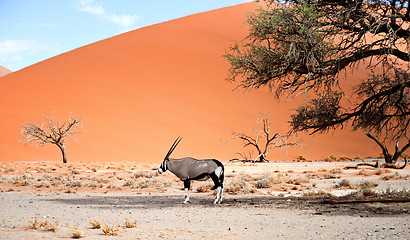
[164, 137, 182, 160]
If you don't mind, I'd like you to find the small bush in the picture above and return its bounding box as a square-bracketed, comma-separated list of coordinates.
[102, 224, 119, 236]
[90, 219, 102, 229]
[196, 182, 214, 192]
[324, 173, 340, 179]
[358, 180, 379, 189]
[27, 217, 58, 232]
[357, 170, 369, 176]
[303, 190, 329, 196]
[133, 170, 157, 179]
[72, 228, 85, 239]
[297, 155, 307, 161]
[334, 179, 351, 188]
[324, 155, 337, 162]
[225, 178, 257, 194]
[331, 168, 342, 174]
[254, 178, 272, 188]
[124, 218, 137, 228]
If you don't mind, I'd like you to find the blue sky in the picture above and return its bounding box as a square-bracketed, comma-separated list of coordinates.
[0, 0, 252, 72]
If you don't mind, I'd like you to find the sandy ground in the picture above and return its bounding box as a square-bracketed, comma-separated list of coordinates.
[0, 160, 409, 239]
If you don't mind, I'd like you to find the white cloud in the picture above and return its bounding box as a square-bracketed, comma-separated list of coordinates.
[77, 0, 139, 30]
[0, 40, 53, 63]
[78, 0, 105, 15]
[104, 13, 139, 29]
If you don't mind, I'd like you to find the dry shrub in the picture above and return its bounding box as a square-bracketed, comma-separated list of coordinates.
[225, 177, 257, 194]
[324, 155, 337, 162]
[254, 178, 272, 188]
[28, 217, 40, 230]
[253, 173, 275, 189]
[331, 168, 342, 174]
[5, 165, 15, 173]
[133, 170, 158, 179]
[102, 223, 119, 236]
[382, 172, 409, 181]
[358, 180, 378, 189]
[358, 170, 369, 176]
[324, 173, 340, 179]
[303, 190, 329, 197]
[297, 155, 307, 161]
[196, 182, 214, 192]
[124, 218, 137, 228]
[334, 179, 351, 189]
[72, 228, 85, 239]
[123, 178, 136, 188]
[89, 219, 102, 229]
[28, 217, 59, 232]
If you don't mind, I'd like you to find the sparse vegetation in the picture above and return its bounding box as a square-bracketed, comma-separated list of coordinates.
[334, 179, 351, 189]
[297, 155, 307, 161]
[324, 173, 340, 179]
[225, 177, 257, 194]
[196, 182, 214, 193]
[27, 217, 59, 232]
[324, 155, 337, 162]
[72, 228, 85, 239]
[124, 218, 137, 228]
[133, 170, 157, 179]
[89, 219, 102, 229]
[102, 223, 119, 236]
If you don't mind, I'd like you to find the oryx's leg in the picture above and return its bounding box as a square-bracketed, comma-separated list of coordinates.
[210, 172, 223, 204]
[214, 186, 222, 204]
[219, 186, 224, 204]
[183, 180, 191, 204]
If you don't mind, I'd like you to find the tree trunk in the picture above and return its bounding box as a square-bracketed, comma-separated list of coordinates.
[365, 133, 393, 163]
[57, 143, 68, 163]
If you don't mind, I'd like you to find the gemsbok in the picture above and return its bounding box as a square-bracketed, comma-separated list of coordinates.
[158, 137, 224, 204]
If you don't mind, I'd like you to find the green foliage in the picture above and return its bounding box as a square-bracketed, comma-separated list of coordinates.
[225, 0, 410, 142]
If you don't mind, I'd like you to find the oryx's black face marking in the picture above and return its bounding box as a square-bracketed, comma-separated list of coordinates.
[158, 137, 181, 174]
[158, 137, 225, 204]
[158, 159, 168, 173]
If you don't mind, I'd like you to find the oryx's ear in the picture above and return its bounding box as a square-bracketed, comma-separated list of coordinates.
[164, 137, 182, 160]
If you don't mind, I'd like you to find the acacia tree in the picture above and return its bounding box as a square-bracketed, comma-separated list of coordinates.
[21, 115, 82, 163]
[232, 113, 296, 162]
[225, 0, 409, 166]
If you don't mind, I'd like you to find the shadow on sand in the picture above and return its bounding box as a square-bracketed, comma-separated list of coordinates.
[44, 195, 409, 216]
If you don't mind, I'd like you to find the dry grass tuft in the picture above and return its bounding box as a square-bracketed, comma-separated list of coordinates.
[225, 177, 257, 194]
[324, 173, 340, 179]
[133, 170, 158, 179]
[334, 179, 351, 189]
[72, 228, 85, 239]
[27, 217, 59, 232]
[102, 223, 120, 236]
[124, 218, 137, 228]
[89, 218, 102, 229]
[196, 182, 214, 192]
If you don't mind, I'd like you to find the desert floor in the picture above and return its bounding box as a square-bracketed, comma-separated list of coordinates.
[0, 160, 409, 239]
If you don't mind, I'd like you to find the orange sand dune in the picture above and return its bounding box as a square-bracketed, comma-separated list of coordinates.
[0, 66, 12, 78]
[0, 3, 381, 163]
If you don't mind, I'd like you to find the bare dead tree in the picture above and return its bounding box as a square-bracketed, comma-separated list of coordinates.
[346, 132, 409, 169]
[365, 132, 409, 169]
[232, 113, 296, 162]
[21, 115, 82, 163]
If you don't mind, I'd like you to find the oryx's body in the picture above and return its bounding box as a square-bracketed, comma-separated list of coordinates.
[158, 138, 224, 204]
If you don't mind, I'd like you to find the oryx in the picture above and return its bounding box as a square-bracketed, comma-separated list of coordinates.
[158, 137, 224, 204]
